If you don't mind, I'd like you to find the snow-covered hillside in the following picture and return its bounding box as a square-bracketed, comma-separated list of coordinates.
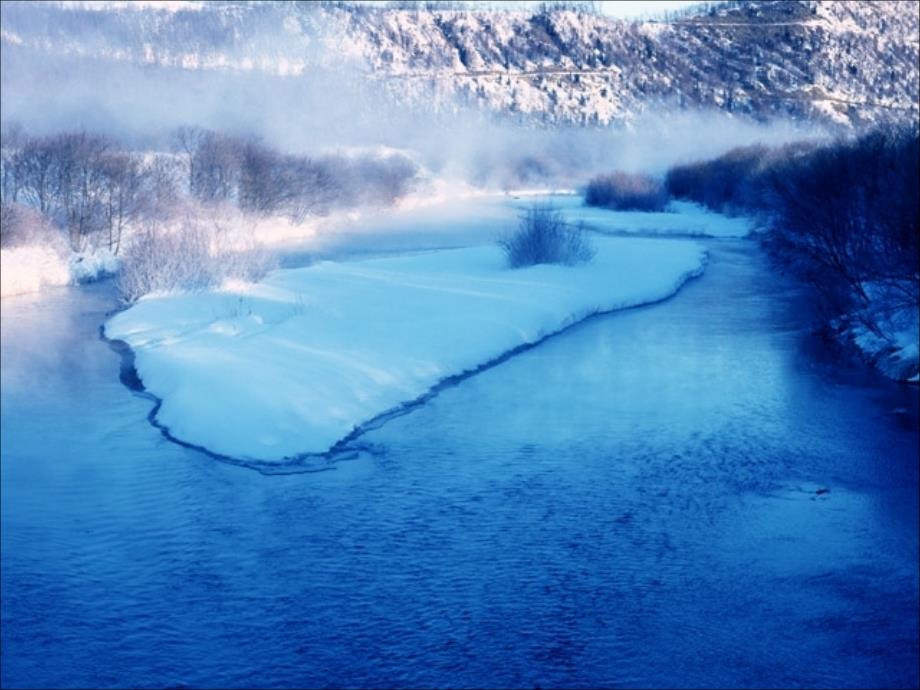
[1, 0, 917, 129]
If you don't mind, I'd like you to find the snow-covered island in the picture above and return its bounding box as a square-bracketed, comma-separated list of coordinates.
[105, 237, 706, 463]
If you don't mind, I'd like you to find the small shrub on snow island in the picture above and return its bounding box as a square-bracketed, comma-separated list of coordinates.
[500, 204, 595, 268]
[584, 171, 669, 212]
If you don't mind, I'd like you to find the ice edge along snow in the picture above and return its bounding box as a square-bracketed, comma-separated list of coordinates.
[104, 238, 707, 469]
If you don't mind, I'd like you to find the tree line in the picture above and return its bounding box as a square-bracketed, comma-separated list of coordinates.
[1, 125, 419, 253]
[0, 127, 175, 253]
[664, 125, 919, 319]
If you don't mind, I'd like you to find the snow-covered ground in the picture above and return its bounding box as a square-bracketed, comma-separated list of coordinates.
[300, 192, 752, 259]
[0, 191, 749, 300]
[105, 237, 706, 462]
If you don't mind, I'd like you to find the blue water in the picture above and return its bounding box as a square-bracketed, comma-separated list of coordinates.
[1, 240, 917, 688]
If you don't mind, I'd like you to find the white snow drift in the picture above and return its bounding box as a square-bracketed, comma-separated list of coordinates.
[105, 237, 706, 462]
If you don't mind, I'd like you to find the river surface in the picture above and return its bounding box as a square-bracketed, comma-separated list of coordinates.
[1, 237, 918, 688]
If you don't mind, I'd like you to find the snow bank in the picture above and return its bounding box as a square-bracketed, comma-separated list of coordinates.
[106, 237, 706, 462]
[845, 293, 919, 382]
[70, 249, 120, 284]
[0, 246, 71, 297]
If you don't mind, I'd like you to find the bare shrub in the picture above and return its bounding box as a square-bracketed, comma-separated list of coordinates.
[0, 201, 63, 250]
[189, 131, 246, 202]
[172, 123, 419, 221]
[762, 126, 919, 314]
[116, 222, 209, 302]
[315, 152, 419, 210]
[585, 172, 668, 211]
[665, 145, 773, 213]
[662, 126, 919, 327]
[208, 215, 277, 285]
[116, 215, 275, 303]
[354, 153, 419, 205]
[499, 204, 595, 268]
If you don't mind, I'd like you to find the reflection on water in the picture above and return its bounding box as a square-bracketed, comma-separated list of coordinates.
[1, 241, 917, 688]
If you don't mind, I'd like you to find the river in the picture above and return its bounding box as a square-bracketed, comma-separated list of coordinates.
[1, 237, 917, 688]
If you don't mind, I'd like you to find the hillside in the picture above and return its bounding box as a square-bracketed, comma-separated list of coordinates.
[1, 0, 918, 129]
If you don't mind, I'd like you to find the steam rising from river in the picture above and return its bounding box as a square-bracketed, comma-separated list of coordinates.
[1, 28, 825, 188]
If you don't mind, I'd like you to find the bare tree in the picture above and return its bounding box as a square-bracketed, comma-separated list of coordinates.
[189, 130, 244, 203]
[0, 122, 27, 206]
[145, 155, 181, 226]
[238, 139, 288, 214]
[172, 125, 206, 196]
[100, 152, 151, 255]
[47, 132, 112, 251]
[14, 136, 59, 214]
[285, 157, 337, 222]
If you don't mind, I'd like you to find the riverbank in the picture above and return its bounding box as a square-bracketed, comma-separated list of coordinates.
[104, 237, 707, 463]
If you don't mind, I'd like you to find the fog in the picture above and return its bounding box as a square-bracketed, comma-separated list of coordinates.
[0, 21, 826, 190]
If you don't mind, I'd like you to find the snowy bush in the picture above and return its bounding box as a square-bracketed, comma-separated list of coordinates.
[500, 204, 595, 268]
[0, 201, 73, 296]
[0, 202, 62, 249]
[116, 217, 275, 303]
[70, 249, 120, 284]
[584, 172, 668, 212]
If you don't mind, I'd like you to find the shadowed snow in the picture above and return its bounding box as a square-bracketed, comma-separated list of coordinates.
[106, 237, 706, 461]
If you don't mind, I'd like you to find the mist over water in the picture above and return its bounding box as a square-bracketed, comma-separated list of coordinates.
[2, 3, 915, 688]
[1, 34, 825, 187]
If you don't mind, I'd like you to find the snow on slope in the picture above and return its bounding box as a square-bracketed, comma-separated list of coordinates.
[105, 238, 706, 463]
[2, 0, 916, 129]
